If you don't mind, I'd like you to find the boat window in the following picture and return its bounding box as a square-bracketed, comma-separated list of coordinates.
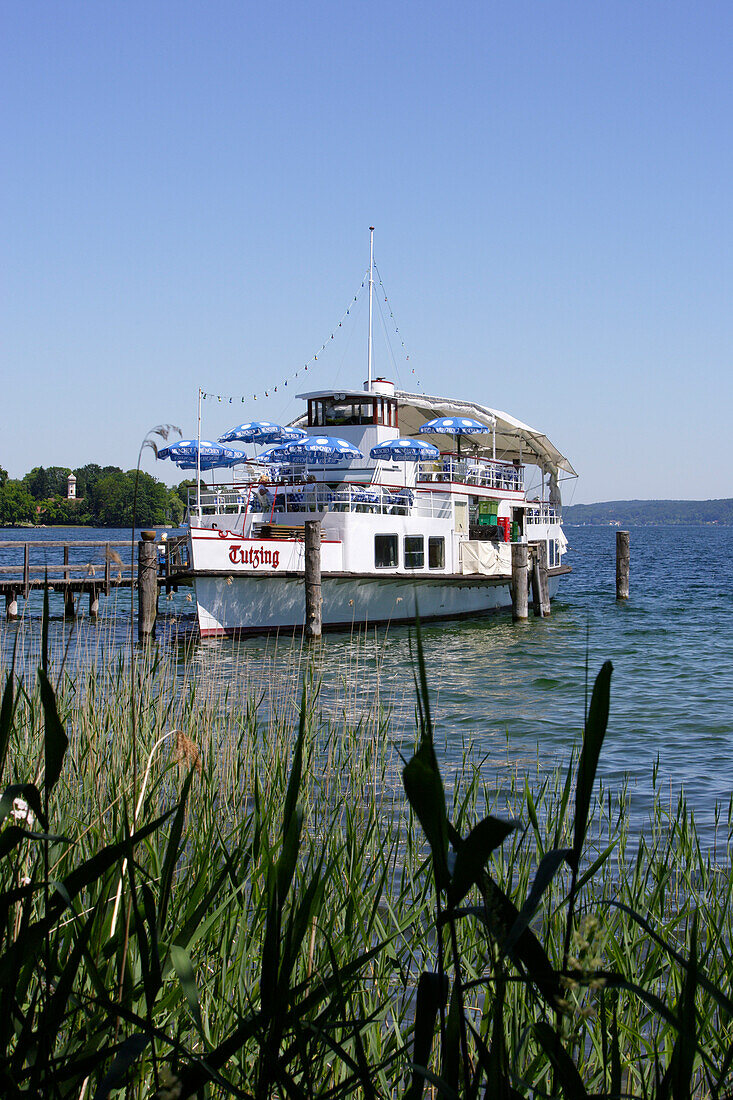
[309, 400, 326, 427]
[375, 534, 398, 568]
[428, 537, 445, 569]
[404, 535, 424, 570]
[320, 398, 375, 426]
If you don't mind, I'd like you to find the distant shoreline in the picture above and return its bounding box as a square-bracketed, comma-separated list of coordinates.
[563, 498, 733, 526]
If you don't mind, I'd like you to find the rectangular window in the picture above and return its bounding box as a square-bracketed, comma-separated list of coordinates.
[375, 534, 398, 568]
[428, 537, 445, 569]
[404, 535, 424, 569]
[322, 398, 375, 426]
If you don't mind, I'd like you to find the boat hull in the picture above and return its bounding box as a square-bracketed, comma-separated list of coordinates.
[194, 571, 563, 637]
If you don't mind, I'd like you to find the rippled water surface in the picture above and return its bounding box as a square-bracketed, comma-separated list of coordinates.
[2, 524, 732, 836]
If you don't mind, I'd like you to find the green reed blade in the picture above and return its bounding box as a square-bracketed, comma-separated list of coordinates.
[94, 1034, 150, 1100]
[0, 672, 15, 788]
[38, 667, 68, 798]
[29, 903, 98, 1064]
[533, 1021, 588, 1099]
[171, 944, 204, 1034]
[441, 978, 461, 1096]
[158, 767, 196, 932]
[403, 743, 450, 891]
[571, 660, 612, 872]
[502, 847, 572, 958]
[668, 909, 699, 1099]
[608, 901, 733, 1019]
[41, 577, 49, 678]
[450, 815, 516, 907]
[406, 972, 449, 1100]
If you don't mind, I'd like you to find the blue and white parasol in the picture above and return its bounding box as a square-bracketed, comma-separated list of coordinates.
[418, 415, 495, 457]
[370, 438, 439, 462]
[254, 443, 294, 466]
[278, 435, 364, 465]
[157, 439, 247, 467]
[219, 421, 307, 445]
[418, 416, 490, 435]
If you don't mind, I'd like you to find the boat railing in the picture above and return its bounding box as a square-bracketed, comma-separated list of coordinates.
[525, 504, 561, 525]
[418, 457, 524, 491]
[188, 484, 452, 521]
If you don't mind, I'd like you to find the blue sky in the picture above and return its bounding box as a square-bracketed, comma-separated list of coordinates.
[2, 1, 731, 503]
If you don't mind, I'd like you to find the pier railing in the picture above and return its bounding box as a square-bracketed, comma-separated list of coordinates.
[0, 540, 134, 596]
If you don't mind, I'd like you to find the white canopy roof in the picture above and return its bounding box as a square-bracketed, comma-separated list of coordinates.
[395, 389, 576, 476]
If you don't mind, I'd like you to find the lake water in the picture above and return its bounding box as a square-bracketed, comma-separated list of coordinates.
[1, 524, 731, 838]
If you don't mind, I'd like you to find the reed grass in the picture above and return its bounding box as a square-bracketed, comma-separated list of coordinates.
[1, 605, 732, 1096]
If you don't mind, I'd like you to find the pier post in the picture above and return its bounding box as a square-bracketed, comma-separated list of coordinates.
[138, 530, 158, 641]
[511, 542, 529, 621]
[616, 530, 630, 600]
[64, 588, 76, 619]
[532, 542, 551, 618]
[5, 591, 18, 620]
[304, 520, 322, 639]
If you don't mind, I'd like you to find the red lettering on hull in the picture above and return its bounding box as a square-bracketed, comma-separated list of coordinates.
[228, 544, 280, 569]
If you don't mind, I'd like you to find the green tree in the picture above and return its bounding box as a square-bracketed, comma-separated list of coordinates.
[88, 470, 174, 526]
[0, 466, 8, 486]
[0, 481, 36, 525]
[168, 488, 186, 527]
[72, 463, 122, 500]
[23, 466, 72, 500]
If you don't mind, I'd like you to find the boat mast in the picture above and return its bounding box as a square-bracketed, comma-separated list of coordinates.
[367, 226, 374, 390]
[196, 387, 202, 519]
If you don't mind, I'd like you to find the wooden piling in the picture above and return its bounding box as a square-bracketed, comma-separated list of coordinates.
[533, 542, 551, 618]
[137, 530, 158, 641]
[616, 530, 630, 600]
[511, 542, 529, 621]
[304, 520, 322, 639]
[64, 587, 76, 619]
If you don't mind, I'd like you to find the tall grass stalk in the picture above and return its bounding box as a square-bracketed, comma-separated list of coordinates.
[0, 612, 732, 1095]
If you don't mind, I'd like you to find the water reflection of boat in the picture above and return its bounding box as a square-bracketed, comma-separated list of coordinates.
[185, 236, 575, 637]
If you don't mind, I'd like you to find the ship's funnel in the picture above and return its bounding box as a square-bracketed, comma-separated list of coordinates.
[364, 377, 395, 396]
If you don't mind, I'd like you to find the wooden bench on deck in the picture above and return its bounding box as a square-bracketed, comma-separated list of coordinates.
[254, 523, 325, 541]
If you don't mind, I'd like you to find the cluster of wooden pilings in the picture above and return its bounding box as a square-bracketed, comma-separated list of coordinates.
[0, 538, 135, 621]
[0, 533, 191, 642]
[510, 542, 551, 621]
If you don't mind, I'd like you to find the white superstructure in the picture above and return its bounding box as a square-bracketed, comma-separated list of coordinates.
[184, 374, 574, 637]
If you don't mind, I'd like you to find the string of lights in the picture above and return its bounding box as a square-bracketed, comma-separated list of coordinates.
[373, 262, 422, 390]
[200, 275, 368, 404]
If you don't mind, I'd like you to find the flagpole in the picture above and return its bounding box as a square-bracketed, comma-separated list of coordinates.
[367, 226, 374, 390]
[196, 388, 202, 521]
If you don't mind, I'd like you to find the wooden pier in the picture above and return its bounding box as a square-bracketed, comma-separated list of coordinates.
[0, 536, 191, 623]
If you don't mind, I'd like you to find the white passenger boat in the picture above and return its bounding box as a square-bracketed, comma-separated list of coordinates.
[184, 240, 575, 637]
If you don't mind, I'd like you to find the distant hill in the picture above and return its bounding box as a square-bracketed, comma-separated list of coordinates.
[562, 499, 733, 525]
